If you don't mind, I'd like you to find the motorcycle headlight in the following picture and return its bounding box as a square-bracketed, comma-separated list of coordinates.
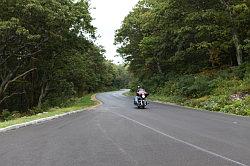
[142, 94, 145, 98]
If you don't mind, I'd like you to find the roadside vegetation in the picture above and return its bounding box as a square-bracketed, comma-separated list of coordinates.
[0, 0, 129, 122]
[115, 0, 250, 115]
[0, 94, 96, 128]
[148, 64, 250, 115]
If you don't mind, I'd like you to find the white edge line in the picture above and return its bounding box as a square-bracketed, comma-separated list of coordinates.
[0, 109, 85, 133]
[111, 111, 248, 166]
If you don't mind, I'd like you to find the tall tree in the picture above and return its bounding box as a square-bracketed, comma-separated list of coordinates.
[0, 0, 120, 116]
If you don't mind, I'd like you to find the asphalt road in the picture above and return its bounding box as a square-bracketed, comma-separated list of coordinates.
[1, 90, 250, 166]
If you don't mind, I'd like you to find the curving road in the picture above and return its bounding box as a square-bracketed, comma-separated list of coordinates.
[0, 90, 250, 166]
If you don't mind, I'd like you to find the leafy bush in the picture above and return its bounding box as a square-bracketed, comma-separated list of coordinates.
[221, 100, 248, 116]
[156, 80, 177, 96]
[11, 111, 22, 119]
[169, 95, 186, 104]
[188, 76, 213, 98]
[200, 95, 229, 111]
[184, 96, 209, 108]
[28, 107, 45, 115]
[201, 100, 220, 112]
[243, 96, 250, 115]
[129, 74, 168, 93]
[233, 64, 247, 80]
[175, 75, 195, 97]
[2, 110, 12, 121]
[211, 64, 250, 95]
[143, 74, 168, 93]
[212, 78, 245, 95]
[174, 75, 212, 98]
[243, 96, 250, 105]
[136, 63, 250, 116]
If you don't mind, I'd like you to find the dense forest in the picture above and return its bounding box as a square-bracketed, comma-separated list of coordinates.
[0, 0, 128, 120]
[115, 0, 250, 115]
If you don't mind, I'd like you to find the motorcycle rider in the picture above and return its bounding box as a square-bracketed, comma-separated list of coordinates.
[134, 86, 148, 105]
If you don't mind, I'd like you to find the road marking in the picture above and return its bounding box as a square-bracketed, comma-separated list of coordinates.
[110, 111, 248, 166]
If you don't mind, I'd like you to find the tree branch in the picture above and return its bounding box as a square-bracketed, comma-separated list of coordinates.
[0, 55, 12, 67]
[9, 68, 37, 84]
[2, 68, 37, 95]
[0, 92, 25, 105]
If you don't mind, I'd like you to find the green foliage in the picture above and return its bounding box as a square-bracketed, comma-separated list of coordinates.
[2, 110, 12, 121]
[200, 95, 229, 112]
[221, 100, 248, 116]
[28, 107, 44, 116]
[157, 80, 178, 96]
[115, 0, 250, 81]
[189, 76, 214, 98]
[139, 74, 213, 98]
[0, 94, 96, 127]
[115, 0, 250, 116]
[141, 64, 250, 116]
[176, 75, 196, 97]
[115, 0, 250, 88]
[0, 0, 129, 120]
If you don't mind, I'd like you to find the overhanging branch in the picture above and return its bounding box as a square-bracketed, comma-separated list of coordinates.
[2, 68, 37, 94]
[0, 92, 25, 105]
[9, 68, 37, 83]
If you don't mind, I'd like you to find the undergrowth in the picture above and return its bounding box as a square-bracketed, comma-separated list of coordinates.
[147, 63, 250, 116]
[0, 94, 96, 127]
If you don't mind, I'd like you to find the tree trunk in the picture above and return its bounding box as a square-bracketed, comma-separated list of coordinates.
[233, 32, 243, 66]
[37, 85, 44, 109]
[219, 0, 243, 66]
[157, 61, 163, 74]
[156, 53, 163, 74]
[37, 83, 49, 109]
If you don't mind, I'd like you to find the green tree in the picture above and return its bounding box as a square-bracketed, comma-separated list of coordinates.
[0, 0, 120, 118]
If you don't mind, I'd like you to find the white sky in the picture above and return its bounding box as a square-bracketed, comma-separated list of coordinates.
[90, 0, 139, 64]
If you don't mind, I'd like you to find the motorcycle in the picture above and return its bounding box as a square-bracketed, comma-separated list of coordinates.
[134, 91, 148, 109]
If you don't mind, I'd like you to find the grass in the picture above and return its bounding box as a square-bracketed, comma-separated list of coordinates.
[0, 94, 98, 129]
[123, 91, 134, 96]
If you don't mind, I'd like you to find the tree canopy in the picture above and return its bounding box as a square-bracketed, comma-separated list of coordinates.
[115, 0, 250, 80]
[0, 0, 128, 117]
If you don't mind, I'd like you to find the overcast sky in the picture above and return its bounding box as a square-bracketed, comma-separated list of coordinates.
[90, 0, 139, 64]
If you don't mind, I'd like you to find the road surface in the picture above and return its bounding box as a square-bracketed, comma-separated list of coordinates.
[0, 90, 250, 166]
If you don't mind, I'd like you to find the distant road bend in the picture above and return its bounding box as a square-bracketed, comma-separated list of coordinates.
[0, 90, 250, 166]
